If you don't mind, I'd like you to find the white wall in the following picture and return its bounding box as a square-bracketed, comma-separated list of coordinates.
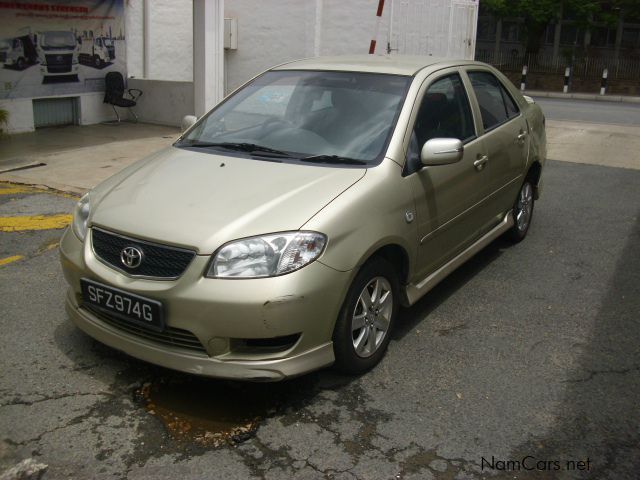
[125, 1, 477, 93]
[1, 99, 34, 133]
[1, 93, 116, 134]
[79, 93, 117, 124]
[224, 0, 393, 92]
[127, 79, 193, 126]
[123, 0, 394, 91]
[126, 0, 193, 81]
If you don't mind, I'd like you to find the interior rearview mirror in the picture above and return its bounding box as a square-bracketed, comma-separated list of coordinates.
[181, 115, 198, 132]
[420, 138, 464, 166]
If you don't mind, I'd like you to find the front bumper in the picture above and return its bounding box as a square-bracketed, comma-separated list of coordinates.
[60, 227, 352, 380]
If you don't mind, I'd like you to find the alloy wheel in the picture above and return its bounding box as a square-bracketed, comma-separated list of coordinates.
[351, 276, 393, 358]
[515, 182, 534, 233]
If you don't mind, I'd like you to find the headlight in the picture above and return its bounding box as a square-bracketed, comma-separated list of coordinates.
[72, 193, 90, 241]
[208, 231, 327, 278]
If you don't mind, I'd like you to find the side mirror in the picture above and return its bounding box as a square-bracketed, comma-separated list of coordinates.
[420, 138, 464, 166]
[181, 115, 197, 132]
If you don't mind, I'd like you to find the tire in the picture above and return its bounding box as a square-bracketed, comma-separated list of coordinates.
[333, 257, 399, 375]
[507, 177, 535, 243]
[94, 55, 102, 68]
[16, 57, 25, 70]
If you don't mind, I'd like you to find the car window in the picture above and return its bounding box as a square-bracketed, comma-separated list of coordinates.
[406, 73, 475, 174]
[468, 71, 519, 131]
[181, 70, 411, 164]
[502, 86, 520, 119]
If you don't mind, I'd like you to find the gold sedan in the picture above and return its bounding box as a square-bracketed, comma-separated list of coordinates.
[60, 56, 546, 380]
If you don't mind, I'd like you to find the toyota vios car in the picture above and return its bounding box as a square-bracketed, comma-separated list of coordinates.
[60, 56, 546, 380]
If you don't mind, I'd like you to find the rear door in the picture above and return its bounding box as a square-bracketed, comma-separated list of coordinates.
[464, 69, 530, 218]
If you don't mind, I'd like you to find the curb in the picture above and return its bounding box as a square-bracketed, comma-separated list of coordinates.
[525, 90, 640, 104]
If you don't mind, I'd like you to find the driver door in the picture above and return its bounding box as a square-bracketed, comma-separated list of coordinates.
[406, 70, 491, 280]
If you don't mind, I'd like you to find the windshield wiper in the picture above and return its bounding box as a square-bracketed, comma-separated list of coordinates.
[300, 155, 367, 165]
[179, 142, 294, 158]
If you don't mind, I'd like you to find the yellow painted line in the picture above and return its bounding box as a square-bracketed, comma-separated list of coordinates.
[0, 255, 24, 267]
[0, 185, 34, 195]
[0, 214, 72, 232]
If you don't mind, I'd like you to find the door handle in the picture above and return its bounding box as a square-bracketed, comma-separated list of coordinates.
[474, 155, 489, 171]
[517, 131, 528, 144]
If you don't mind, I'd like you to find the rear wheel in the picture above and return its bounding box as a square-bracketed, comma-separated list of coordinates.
[333, 258, 399, 374]
[16, 57, 25, 69]
[508, 178, 535, 242]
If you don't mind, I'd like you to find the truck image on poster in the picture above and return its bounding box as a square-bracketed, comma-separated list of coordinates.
[0, 34, 38, 70]
[0, 0, 126, 99]
[36, 30, 80, 81]
[78, 36, 115, 68]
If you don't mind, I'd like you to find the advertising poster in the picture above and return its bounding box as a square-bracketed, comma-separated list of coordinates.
[0, 0, 126, 99]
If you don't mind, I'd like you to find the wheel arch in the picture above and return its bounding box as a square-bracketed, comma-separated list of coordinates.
[352, 242, 412, 307]
[527, 160, 543, 199]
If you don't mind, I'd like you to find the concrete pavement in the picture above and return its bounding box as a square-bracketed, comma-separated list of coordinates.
[0, 124, 180, 194]
[527, 90, 640, 104]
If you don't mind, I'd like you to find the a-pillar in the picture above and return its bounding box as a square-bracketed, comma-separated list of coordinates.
[193, 0, 224, 118]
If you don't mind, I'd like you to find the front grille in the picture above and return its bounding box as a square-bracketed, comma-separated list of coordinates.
[45, 53, 72, 73]
[85, 306, 208, 356]
[0, 51, 7, 63]
[92, 228, 196, 279]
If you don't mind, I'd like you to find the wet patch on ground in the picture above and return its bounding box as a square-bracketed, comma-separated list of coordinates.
[134, 379, 281, 448]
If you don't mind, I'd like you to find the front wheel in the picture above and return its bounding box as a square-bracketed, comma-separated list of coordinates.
[333, 258, 399, 374]
[507, 178, 535, 242]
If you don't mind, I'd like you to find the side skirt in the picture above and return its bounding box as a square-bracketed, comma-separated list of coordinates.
[404, 211, 514, 306]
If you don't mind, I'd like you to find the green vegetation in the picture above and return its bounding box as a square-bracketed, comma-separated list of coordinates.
[483, 0, 640, 55]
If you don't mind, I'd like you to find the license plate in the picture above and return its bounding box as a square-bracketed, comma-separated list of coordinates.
[80, 278, 165, 332]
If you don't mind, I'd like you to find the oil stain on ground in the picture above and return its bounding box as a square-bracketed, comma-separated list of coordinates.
[134, 378, 294, 448]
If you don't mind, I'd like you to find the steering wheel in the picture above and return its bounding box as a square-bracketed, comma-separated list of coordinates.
[259, 116, 294, 138]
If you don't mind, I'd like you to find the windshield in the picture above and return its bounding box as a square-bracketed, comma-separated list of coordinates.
[178, 70, 411, 165]
[42, 31, 76, 48]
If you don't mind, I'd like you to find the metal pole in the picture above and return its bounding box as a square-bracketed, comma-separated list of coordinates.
[387, 0, 394, 54]
[520, 65, 528, 91]
[143, 0, 150, 78]
[563, 66, 570, 94]
[369, 0, 385, 54]
[600, 68, 608, 96]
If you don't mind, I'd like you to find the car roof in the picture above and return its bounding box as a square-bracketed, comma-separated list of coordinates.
[273, 55, 487, 76]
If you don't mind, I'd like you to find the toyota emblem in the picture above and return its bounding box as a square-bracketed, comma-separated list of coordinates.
[56, 55, 63, 62]
[120, 246, 143, 269]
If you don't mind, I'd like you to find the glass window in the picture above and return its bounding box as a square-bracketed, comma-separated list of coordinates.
[406, 74, 475, 174]
[179, 70, 411, 165]
[502, 86, 519, 119]
[468, 71, 519, 131]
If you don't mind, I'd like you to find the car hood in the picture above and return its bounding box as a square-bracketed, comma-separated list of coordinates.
[90, 147, 366, 254]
